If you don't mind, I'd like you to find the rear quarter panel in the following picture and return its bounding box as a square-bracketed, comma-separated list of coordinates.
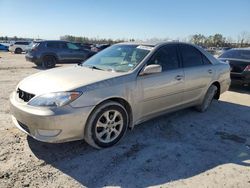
[214, 62, 231, 94]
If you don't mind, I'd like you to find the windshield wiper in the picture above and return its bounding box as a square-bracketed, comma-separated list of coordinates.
[89, 66, 104, 71]
[81, 64, 104, 71]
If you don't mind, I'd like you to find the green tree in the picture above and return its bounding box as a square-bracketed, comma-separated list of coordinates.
[190, 34, 206, 45]
[213, 34, 225, 47]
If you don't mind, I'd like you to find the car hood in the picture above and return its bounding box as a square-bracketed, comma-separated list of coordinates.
[18, 65, 124, 95]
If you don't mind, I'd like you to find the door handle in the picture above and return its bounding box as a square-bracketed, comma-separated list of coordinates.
[175, 75, 183, 81]
[208, 69, 213, 74]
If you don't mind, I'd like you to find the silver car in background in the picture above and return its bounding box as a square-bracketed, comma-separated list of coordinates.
[10, 42, 231, 148]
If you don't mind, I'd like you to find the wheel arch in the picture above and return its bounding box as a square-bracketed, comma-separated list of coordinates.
[87, 97, 133, 129]
[15, 47, 22, 53]
[211, 81, 221, 99]
[41, 53, 58, 62]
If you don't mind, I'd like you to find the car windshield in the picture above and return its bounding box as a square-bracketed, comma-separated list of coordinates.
[219, 49, 250, 60]
[80, 44, 151, 72]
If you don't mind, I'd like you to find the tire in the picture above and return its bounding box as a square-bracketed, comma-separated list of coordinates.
[84, 101, 128, 149]
[195, 85, 218, 112]
[15, 48, 22, 54]
[42, 56, 56, 68]
[34, 62, 42, 67]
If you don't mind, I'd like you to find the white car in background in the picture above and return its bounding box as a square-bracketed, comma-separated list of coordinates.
[9, 41, 32, 54]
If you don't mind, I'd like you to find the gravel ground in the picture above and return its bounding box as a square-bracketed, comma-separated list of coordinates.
[0, 52, 250, 188]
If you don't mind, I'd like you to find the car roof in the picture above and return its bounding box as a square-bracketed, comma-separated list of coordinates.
[15, 41, 31, 43]
[34, 40, 69, 43]
[117, 41, 200, 48]
[118, 41, 219, 65]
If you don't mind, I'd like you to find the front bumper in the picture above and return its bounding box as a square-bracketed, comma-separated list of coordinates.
[10, 92, 94, 143]
[231, 72, 250, 85]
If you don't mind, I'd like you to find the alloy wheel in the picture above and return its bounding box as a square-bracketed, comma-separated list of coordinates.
[95, 110, 123, 143]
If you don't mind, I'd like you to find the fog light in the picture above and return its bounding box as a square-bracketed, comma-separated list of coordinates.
[37, 129, 61, 137]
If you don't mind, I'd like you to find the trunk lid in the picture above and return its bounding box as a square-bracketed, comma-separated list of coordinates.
[219, 58, 250, 73]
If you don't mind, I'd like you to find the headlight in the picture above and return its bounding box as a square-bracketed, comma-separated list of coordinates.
[28, 91, 82, 107]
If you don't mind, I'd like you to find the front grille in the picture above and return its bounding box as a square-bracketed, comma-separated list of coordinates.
[18, 121, 30, 133]
[17, 88, 35, 102]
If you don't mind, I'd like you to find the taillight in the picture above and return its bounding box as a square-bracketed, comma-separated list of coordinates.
[31, 47, 38, 51]
[244, 65, 250, 71]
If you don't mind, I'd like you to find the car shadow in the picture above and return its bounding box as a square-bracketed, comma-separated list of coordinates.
[28, 100, 250, 187]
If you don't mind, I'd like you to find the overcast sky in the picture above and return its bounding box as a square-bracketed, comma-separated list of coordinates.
[0, 0, 250, 40]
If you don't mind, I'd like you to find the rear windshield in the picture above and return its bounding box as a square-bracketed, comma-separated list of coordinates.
[31, 42, 40, 48]
[219, 49, 250, 60]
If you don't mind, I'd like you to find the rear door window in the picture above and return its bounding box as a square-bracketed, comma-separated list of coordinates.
[46, 42, 60, 49]
[202, 55, 211, 65]
[180, 45, 203, 67]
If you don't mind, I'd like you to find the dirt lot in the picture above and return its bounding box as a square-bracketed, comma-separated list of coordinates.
[0, 52, 250, 188]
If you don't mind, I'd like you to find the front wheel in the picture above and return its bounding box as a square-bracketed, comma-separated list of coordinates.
[15, 48, 22, 54]
[84, 101, 128, 149]
[195, 85, 218, 112]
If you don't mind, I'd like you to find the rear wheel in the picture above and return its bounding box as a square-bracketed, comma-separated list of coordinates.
[195, 85, 218, 112]
[84, 101, 128, 149]
[15, 48, 22, 54]
[42, 56, 56, 68]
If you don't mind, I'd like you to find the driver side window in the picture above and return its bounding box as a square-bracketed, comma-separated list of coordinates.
[148, 45, 180, 71]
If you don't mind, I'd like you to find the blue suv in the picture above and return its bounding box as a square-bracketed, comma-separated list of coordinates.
[25, 40, 95, 68]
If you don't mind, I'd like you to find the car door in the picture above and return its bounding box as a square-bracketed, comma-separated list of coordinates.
[137, 44, 184, 118]
[179, 44, 214, 103]
[45, 42, 63, 61]
[56, 42, 72, 62]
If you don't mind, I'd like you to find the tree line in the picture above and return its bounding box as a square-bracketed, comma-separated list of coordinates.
[60, 35, 128, 44]
[0, 36, 33, 42]
[189, 32, 250, 48]
[1, 32, 250, 48]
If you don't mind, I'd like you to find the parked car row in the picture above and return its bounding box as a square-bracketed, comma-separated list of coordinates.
[2, 39, 249, 88]
[0, 40, 111, 68]
[203, 47, 231, 56]
[0, 43, 9, 51]
[91, 44, 110, 52]
[1, 40, 110, 55]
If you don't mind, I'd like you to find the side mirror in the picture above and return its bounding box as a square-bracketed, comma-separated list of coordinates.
[140, 64, 162, 75]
